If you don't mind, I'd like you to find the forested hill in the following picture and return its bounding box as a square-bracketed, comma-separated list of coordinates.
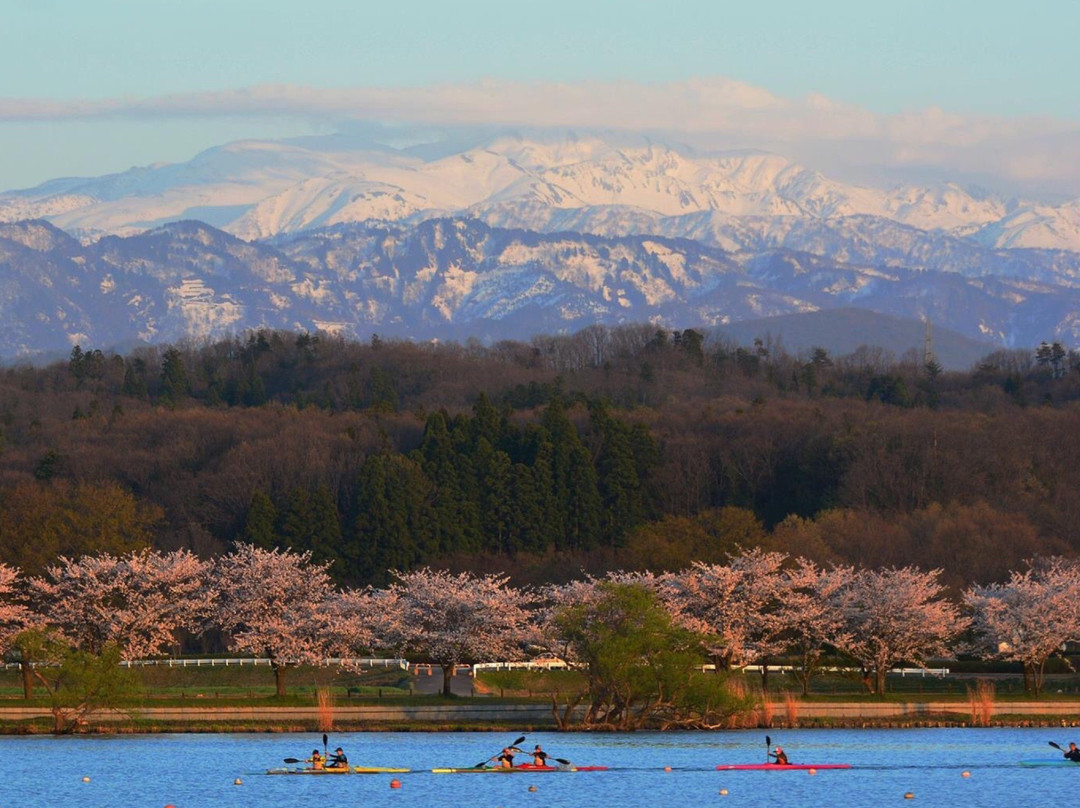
[1, 325, 1079, 591]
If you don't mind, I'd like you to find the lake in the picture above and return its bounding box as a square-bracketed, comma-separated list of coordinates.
[0, 727, 1074, 807]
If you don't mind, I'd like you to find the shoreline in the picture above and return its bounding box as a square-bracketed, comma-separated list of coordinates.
[2, 700, 1079, 734]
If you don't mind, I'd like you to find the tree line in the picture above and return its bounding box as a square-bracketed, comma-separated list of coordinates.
[2, 548, 1078, 731]
[3, 326, 1080, 589]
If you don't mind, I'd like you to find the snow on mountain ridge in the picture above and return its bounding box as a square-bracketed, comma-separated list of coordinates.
[0, 131, 1075, 250]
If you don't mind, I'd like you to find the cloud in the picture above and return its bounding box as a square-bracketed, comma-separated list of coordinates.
[2, 78, 1078, 199]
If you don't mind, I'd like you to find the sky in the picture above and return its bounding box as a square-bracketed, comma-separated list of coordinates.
[1, 0, 1079, 195]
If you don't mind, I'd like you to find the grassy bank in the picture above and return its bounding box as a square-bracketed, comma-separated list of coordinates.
[2, 664, 1079, 734]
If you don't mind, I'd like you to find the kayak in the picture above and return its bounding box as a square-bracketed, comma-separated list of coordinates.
[1019, 760, 1080, 767]
[432, 764, 608, 773]
[266, 766, 410, 775]
[716, 763, 851, 771]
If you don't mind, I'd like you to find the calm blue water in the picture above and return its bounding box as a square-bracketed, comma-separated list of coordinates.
[0, 727, 1075, 807]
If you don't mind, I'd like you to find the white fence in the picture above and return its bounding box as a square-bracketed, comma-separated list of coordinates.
[727, 664, 950, 678]
[471, 659, 571, 675]
[2, 657, 409, 671]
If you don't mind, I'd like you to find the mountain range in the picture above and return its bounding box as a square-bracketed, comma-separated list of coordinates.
[2, 214, 1075, 366]
[2, 132, 1079, 251]
[0, 131, 1078, 362]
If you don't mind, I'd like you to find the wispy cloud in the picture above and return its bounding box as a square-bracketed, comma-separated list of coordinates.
[3, 78, 1078, 199]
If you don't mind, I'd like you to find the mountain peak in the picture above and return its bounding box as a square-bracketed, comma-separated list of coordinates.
[0, 130, 1077, 252]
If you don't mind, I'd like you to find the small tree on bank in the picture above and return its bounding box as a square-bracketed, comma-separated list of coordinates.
[21, 632, 141, 734]
[551, 581, 745, 729]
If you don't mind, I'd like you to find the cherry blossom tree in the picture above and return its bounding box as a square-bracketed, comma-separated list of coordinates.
[831, 566, 964, 694]
[780, 561, 854, 694]
[323, 586, 379, 668]
[0, 562, 40, 698]
[660, 550, 791, 690]
[212, 543, 338, 696]
[965, 557, 1080, 696]
[0, 562, 31, 653]
[28, 549, 212, 658]
[370, 568, 535, 696]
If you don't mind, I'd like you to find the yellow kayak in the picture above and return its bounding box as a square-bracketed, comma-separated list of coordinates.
[267, 765, 410, 775]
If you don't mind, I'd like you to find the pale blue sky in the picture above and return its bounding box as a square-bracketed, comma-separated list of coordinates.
[1, 0, 1078, 191]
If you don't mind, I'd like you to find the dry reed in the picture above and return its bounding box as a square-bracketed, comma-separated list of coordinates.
[316, 686, 335, 732]
[782, 690, 800, 727]
[967, 679, 995, 726]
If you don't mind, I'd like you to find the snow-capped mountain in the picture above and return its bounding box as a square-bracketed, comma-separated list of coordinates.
[4, 216, 1080, 362]
[2, 131, 1076, 252]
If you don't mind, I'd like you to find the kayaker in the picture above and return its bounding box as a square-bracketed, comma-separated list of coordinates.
[327, 747, 349, 769]
[1065, 742, 1080, 762]
[532, 745, 548, 765]
[308, 750, 325, 770]
[769, 746, 790, 765]
[497, 745, 519, 769]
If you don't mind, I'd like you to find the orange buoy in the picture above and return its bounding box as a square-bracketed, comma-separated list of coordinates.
[390, 779, 402, 789]
[904, 793, 915, 799]
[808, 768, 817, 775]
[664, 766, 672, 772]
[961, 771, 970, 778]
[719, 788, 729, 796]
[528, 785, 538, 792]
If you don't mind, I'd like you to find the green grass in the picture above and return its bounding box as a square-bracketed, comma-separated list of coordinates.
[0, 664, 414, 704]
[2, 662, 1079, 708]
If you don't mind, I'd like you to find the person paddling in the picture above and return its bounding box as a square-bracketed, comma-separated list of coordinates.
[327, 747, 349, 769]
[532, 744, 548, 766]
[1064, 742, 1080, 762]
[308, 749, 325, 770]
[497, 745, 520, 769]
[769, 746, 790, 765]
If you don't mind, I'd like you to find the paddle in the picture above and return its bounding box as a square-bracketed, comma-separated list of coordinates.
[475, 735, 526, 768]
[283, 735, 331, 767]
[765, 735, 771, 763]
[1049, 741, 1064, 751]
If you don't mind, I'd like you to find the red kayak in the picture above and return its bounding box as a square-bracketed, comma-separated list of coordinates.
[517, 763, 609, 771]
[716, 763, 851, 771]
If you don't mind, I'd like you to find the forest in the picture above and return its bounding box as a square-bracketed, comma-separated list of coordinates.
[1, 324, 1080, 592]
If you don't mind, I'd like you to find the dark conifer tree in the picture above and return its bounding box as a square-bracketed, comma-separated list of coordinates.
[240, 490, 278, 549]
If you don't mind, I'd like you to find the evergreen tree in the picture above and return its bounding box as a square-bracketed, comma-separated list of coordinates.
[278, 487, 312, 551]
[474, 438, 514, 553]
[307, 484, 343, 571]
[241, 490, 278, 549]
[590, 401, 644, 545]
[350, 454, 433, 584]
[160, 348, 189, 404]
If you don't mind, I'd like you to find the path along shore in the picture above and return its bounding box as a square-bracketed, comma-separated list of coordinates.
[1, 700, 1079, 732]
